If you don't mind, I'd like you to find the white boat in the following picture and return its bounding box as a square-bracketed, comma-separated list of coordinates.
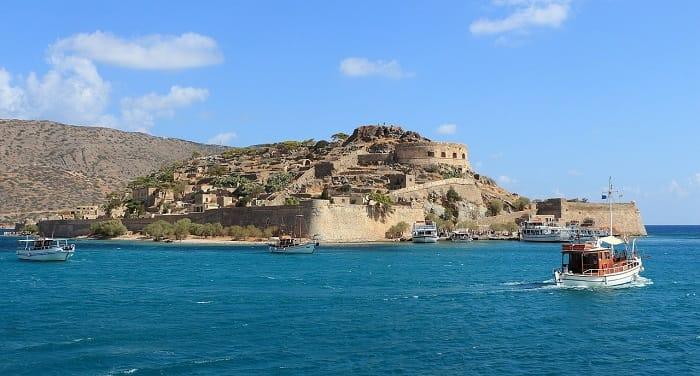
[520, 221, 573, 242]
[411, 221, 438, 243]
[450, 229, 472, 242]
[16, 238, 75, 261]
[553, 177, 644, 287]
[554, 236, 643, 287]
[268, 236, 316, 254]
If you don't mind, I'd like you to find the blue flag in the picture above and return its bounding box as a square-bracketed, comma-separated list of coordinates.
[602, 194, 607, 199]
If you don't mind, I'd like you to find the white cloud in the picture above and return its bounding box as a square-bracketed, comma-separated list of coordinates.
[436, 123, 457, 135]
[567, 169, 582, 176]
[0, 57, 111, 125]
[668, 179, 687, 198]
[207, 132, 238, 146]
[694, 173, 700, 185]
[120, 86, 209, 132]
[498, 175, 516, 184]
[470, 0, 570, 36]
[339, 57, 413, 79]
[49, 31, 223, 70]
[552, 188, 565, 198]
[0, 31, 216, 131]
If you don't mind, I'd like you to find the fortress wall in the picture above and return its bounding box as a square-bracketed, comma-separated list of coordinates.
[390, 178, 483, 204]
[477, 210, 536, 226]
[38, 200, 425, 241]
[305, 200, 425, 242]
[562, 201, 646, 236]
[536, 198, 646, 235]
[395, 142, 470, 169]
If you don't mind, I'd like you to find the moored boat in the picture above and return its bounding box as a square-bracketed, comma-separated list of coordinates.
[16, 238, 75, 261]
[450, 229, 472, 242]
[269, 214, 317, 254]
[411, 221, 438, 243]
[269, 236, 316, 254]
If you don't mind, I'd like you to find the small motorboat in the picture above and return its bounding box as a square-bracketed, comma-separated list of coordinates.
[16, 238, 75, 261]
[450, 229, 472, 242]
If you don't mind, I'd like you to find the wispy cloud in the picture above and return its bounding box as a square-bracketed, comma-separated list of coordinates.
[339, 57, 413, 79]
[695, 173, 700, 185]
[120, 86, 209, 132]
[207, 132, 237, 146]
[49, 31, 223, 70]
[567, 169, 583, 176]
[436, 123, 457, 135]
[498, 175, 517, 184]
[470, 0, 570, 36]
[668, 179, 688, 198]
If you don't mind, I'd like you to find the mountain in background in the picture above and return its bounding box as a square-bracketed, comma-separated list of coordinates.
[0, 119, 224, 218]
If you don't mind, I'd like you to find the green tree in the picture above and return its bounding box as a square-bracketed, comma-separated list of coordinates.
[331, 132, 349, 142]
[486, 199, 503, 216]
[385, 221, 410, 239]
[23, 223, 39, 235]
[103, 192, 123, 217]
[515, 196, 531, 211]
[90, 220, 128, 238]
[368, 192, 394, 219]
[143, 220, 174, 241]
[446, 188, 462, 203]
[173, 219, 192, 240]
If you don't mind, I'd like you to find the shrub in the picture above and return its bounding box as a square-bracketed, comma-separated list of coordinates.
[91, 219, 127, 238]
[245, 225, 263, 238]
[263, 226, 278, 238]
[489, 222, 518, 233]
[266, 172, 294, 193]
[486, 199, 503, 216]
[385, 221, 410, 239]
[284, 197, 300, 206]
[457, 220, 479, 231]
[228, 225, 246, 239]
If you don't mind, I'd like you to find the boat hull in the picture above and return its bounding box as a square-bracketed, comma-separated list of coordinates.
[554, 259, 643, 287]
[412, 236, 438, 243]
[16, 248, 74, 261]
[269, 243, 316, 254]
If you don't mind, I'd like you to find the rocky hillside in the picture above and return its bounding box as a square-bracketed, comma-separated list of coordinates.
[0, 119, 224, 217]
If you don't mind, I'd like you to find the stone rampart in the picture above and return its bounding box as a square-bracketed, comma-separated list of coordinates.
[38, 199, 426, 242]
[394, 142, 469, 170]
[390, 178, 482, 204]
[536, 198, 646, 235]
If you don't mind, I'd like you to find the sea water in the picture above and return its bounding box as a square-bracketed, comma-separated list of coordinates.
[0, 226, 698, 375]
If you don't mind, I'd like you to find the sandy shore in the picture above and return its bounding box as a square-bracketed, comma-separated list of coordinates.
[79, 234, 267, 245]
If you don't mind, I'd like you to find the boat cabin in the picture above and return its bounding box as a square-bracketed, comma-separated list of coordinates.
[560, 238, 635, 276]
[17, 238, 71, 251]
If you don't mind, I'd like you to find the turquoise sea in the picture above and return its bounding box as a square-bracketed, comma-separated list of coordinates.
[1, 226, 698, 375]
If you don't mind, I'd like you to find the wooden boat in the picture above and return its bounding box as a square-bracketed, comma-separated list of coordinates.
[553, 178, 644, 287]
[450, 229, 472, 242]
[269, 214, 317, 254]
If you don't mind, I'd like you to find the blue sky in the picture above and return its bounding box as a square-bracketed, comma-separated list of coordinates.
[0, 0, 698, 224]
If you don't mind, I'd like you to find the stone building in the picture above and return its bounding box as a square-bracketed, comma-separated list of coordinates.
[394, 142, 470, 170]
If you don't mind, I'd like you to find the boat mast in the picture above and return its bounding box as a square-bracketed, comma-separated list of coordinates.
[608, 176, 613, 236]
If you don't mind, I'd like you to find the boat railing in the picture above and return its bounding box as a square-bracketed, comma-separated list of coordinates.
[582, 259, 640, 276]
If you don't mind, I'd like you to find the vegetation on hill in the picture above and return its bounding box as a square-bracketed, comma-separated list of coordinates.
[90, 220, 128, 238]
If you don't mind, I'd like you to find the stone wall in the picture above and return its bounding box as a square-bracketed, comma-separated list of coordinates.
[390, 178, 483, 204]
[306, 200, 425, 242]
[38, 199, 426, 242]
[536, 198, 646, 235]
[394, 142, 470, 170]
